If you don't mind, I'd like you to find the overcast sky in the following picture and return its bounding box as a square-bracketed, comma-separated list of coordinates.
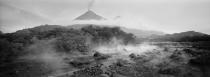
[0, 0, 210, 34]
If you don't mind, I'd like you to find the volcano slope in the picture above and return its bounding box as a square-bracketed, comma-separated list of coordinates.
[0, 24, 210, 77]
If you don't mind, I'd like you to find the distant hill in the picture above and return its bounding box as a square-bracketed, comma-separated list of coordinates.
[120, 27, 165, 38]
[74, 10, 106, 20]
[151, 31, 210, 42]
[171, 31, 207, 37]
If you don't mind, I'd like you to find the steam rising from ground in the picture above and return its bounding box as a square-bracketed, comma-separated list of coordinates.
[21, 37, 159, 75]
[19, 37, 193, 77]
[93, 38, 190, 67]
[95, 43, 158, 55]
[21, 39, 73, 75]
[92, 38, 159, 65]
[93, 38, 156, 54]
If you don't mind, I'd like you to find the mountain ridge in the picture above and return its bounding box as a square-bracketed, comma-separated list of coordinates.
[150, 31, 210, 42]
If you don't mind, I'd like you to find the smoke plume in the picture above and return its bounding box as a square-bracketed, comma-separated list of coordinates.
[88, 0, 95, 10]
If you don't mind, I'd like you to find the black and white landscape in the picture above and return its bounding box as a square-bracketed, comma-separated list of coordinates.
[0, 0, 210, 77]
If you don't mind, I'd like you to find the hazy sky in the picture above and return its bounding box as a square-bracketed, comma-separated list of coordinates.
[0, 0, 210, 34]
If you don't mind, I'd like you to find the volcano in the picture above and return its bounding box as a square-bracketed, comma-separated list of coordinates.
[74, 10, 106, 20]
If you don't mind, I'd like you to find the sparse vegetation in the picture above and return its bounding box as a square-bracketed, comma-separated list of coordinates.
[0, 24, 210, 77]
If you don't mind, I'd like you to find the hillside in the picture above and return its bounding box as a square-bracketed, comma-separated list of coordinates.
[120, 27, 165, 38]
[0, 24, 136, 77]
[1, 24, 210, 77]
[67, 24, 165, 38]
[150, 31, 210, 42]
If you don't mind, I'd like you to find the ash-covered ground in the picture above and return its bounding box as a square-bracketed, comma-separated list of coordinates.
[0, 25, 210, 77]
